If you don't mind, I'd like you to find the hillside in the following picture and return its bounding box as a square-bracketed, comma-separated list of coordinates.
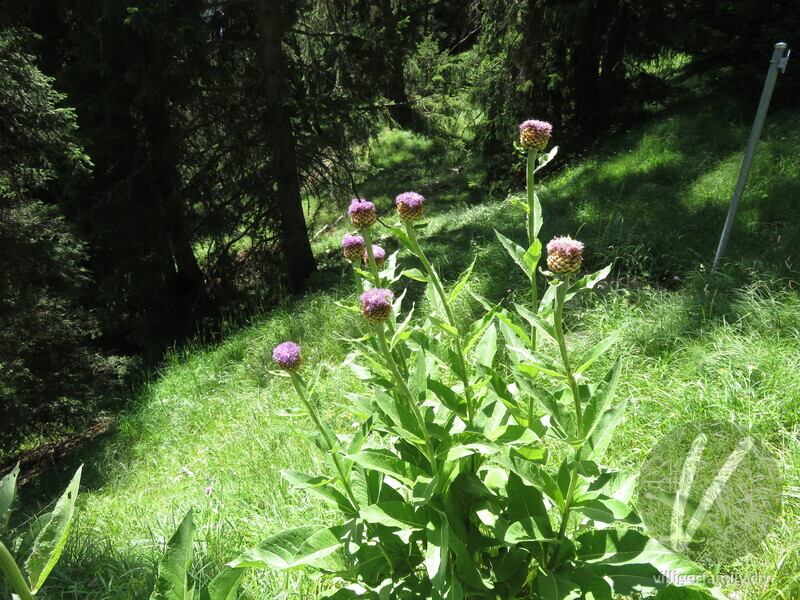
[7, 87, 800, 599]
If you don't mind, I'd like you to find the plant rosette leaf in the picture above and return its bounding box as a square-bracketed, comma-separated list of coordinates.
[149, 509, 196, 600]
[230, 525, 347, 572]
[24, 465, 82, 594]
[0, 463, 20, 527]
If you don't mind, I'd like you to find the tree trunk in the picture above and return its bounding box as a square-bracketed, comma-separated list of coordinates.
[255, 0, 317, 292]
[379, 0, 416, 129]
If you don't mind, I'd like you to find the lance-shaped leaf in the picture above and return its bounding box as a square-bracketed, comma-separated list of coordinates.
[0, 463, 20, 527]
[346, 449, 426, 486]
[474, 323, 497, 369]
[582, 357, 623, 460]
[229, 526, 345, 572]
[514, 303, 557, 342]
[448, 257, 476, 302]
[198, 567, 246, 600]
[149, 509, 196, 600]
[24, 465, 82, 593]
[495, 230, 532, 278]
[360, 502, 428, 531]
[281, 471, 354, 513]
[425, 514, 449, 594]
[574, 333, 620, 374]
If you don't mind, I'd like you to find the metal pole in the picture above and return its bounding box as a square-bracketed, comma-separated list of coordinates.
[712, 42, 790, 271]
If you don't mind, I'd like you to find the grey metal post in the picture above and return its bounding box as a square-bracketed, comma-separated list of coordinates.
[712, 42, 790, 271]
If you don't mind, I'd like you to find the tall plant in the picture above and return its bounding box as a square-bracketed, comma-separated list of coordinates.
[230, 126, 726, 600]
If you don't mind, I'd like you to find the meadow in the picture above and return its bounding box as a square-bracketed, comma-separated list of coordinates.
[5, 83, 800, 599]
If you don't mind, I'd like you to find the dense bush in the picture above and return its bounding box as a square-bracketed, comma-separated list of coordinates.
[0, 29, 123, 455]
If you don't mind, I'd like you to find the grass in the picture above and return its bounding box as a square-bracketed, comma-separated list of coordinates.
[5, 82, 800, 599]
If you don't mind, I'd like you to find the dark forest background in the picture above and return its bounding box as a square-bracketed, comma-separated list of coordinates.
[1, 0, 797, 454]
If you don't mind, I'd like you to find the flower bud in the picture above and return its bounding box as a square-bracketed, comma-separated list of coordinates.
[365, 244, 386, 268]
[348, 198, 377, 229]
[395, 191, 424, 222]
[546, 236, 584, 275]
[360, 288, 394, 323]
[273, 341, 302, 372]
[519, 119, 552, 151]
[342, 234, 365, 261]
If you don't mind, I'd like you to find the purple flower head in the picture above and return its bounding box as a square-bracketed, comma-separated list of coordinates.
[546, 236, 584, 257]
[396, 191, 425, 222]
[519, 120, 553, 150]
[273, 341, 302, 372]
[365, 244, 386, 268]
[546, 236, 584, 275]
[348, 198, 377, 228]
[519, 119, 553, 135]
[342, 233, 365, 261]
[360, 288, 394, 323]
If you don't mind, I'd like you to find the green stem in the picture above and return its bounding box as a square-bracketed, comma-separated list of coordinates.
[547, 447, 582, 569]
[547, 277, 586, 569]
[362, 227, 381, 288]
[0, 540, 34, 600]
[526, 150, 539, 348]
[289, 373, 396, 574]
[404, 222, 475, 421]
[350, 262, 364, 294]
[553, 280, 583, 433]
[374, 322, 439, 480]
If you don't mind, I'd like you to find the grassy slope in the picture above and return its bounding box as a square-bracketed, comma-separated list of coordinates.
[14, 87, 800, 599]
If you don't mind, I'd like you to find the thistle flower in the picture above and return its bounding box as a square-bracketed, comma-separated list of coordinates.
[546, 236, 584, 275]
[396, 191, 425, 222]
[519, 119, 553, 151]
[348, 198, 377, 229]
[365, 244, 386, 268]
[273, 341, 302, 372]
[360, 288, 394, 323]
[342, 233, 365, 261]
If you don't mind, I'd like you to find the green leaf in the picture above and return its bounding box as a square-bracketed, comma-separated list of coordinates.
[514, 303, 557, 342]
[360, 502, 427, 530]
[24, 465, 82, 593]
[495, 230, 532, 278]
[347, 449, 425, 486]
[497, 456, 564, 510]
[574, 333, 620, 374]
[567, 264, 612, 299]
[448, 257, 476, 302]
[281, 471, 354, 513]
[572, 496, 640, 524]
[199, 567, 246, 600]
[425, 514, 449, 593]
[0, 463, 20, 527]
[534, 569, 582, 600]
[577, 529, 708, 573]
[523, 239, 543, 276]
[402, 268, 428, 282]
[510, 346, 566, 378]
[149, 510, 196, 600]
[505, 473, 554, 541]
[465, 303, 502, 354]
[229, 526, 345, 572]
[535, 145, 559, 173]
[582, 357, 623, 458]
[474, 323, 497, 368]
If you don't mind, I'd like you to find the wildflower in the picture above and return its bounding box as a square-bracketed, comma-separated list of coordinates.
[348, 198, 377, 229]
[365, 244, 386, 268]
[342, 233, 365, 261]
[396, 191, 425, 222]
[360, 288, 394, 323]
[273, 341, 302, 372]
[519, 119, 553, 151]
[546, 236, 584, 275]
